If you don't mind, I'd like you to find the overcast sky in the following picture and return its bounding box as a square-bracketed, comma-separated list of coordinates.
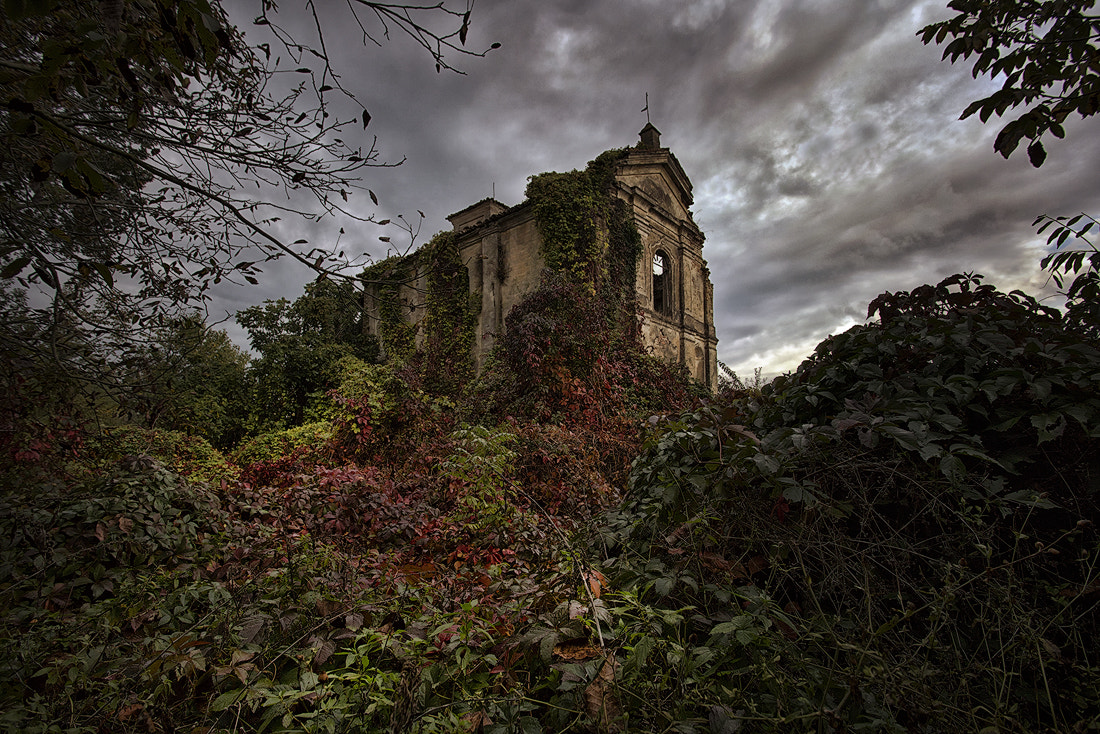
[216, 0, 1100, 377]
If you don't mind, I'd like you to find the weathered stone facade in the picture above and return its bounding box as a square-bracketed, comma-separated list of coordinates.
[362, 125, 719, 388]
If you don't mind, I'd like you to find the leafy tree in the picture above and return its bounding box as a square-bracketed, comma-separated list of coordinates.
[922, 2, 1100, 317]
[0, 0, 493, 404]
[920, 0, 1099, 167]
[238, 277, 379, 429]
[0, 283, 89, 472]
[123, 315, 251, 449]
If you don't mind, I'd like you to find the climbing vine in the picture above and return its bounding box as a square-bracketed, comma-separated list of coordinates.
[525, 149, 642, 339]
[360, 232, 476, 396]
[420, 231, 477, 395]
[604, 193, 643, 337]
[525, 148, 639, 300]
[362, 255, 417, 364]
[526, 169, 604, 283]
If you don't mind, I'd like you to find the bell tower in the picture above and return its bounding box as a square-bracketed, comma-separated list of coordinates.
[611, 126, 718, 388]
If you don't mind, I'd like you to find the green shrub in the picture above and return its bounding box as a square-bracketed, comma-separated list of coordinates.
[83, 424, 238, 484]
[328, 357, 454, 463]
[231, 420, 334, 467]
[0, 459, 232, 731]
[595, 274, 1100, 732]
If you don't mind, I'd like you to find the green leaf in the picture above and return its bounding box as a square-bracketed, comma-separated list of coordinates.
[93, 262, 113, 288]
[711, 616, 752, 636]
[1027, 139, 1047, 167]
[918, 442, 943, 461]
[627, 635, 654, 673]
[1030, 413, 1065, 444]
[939, 453, 966, 483]
[882, 425, 920, 452]
[538, 630, 559, 663]
[1063, 403, 1095, 427]
[1, 256, 31, 279]
[211, 690, 242, 712]
[735, 628, 759, 646]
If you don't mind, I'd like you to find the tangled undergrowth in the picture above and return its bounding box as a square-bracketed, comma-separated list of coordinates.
[0, 349, 652, 733]
[4, 272, 1100, 733]
[597, 274, 1100, 732]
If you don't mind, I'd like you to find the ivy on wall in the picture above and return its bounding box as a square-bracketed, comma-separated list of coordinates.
[360, 231, 476, 396]
[361, 255, 417, 364]
[420, 231, 476, 395]
[526, 169, 604, 283]
[525, 148, 642, 337]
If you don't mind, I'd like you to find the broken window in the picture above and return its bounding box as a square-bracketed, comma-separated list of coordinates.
[653, 250, 670, 315]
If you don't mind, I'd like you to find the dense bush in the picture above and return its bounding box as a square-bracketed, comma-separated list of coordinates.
[83, 424, 239, 484]
[326, 358, 456, 465]
[469, 270, 697, 424]
[232, 420, 334, 465]
[0, 459, 232, 731]
[594, 274, 1100, 732]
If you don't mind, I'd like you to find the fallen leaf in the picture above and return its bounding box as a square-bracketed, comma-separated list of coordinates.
[701, 552, 732, 571]
[584, 656, 622, 732]
[585, 569, 607, 598]
[552, 640, 603, 661]
[313, 638, 336, 665]
[239, 616, 265, 644]
[744, 555, 769, 575]
[709, 705, 744, 733]
[116, 703, 143, 721]
[461, 710, 492, 731]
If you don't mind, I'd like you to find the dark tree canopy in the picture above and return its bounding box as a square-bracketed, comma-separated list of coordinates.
[920, 0, 1100, 167]
[237, 278, 378, 429]
[0, 0, 492, 410]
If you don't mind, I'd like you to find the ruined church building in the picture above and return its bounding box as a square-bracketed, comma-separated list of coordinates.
[363, 125, 719, 388]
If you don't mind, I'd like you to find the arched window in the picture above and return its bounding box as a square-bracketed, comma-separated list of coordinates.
[653, 250, 670, 315]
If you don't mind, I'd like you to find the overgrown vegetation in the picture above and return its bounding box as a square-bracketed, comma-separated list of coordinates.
[596, 273, 1100, 731]
[3, 2, 1099, 726]
[4, 271, 1098, 732]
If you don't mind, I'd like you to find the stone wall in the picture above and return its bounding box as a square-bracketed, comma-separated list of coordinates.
[613, 136, 717, 387]
[450, 201, 544, 362]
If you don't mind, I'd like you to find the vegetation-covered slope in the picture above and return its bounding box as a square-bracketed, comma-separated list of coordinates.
[3, 273, 1098, 733]
[598, 273, 1100, 731]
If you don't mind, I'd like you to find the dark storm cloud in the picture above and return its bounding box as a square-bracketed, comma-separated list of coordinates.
[218, 0, 1100, 373]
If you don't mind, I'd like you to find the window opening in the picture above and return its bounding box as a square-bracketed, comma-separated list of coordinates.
[653, 250, 669, 314]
